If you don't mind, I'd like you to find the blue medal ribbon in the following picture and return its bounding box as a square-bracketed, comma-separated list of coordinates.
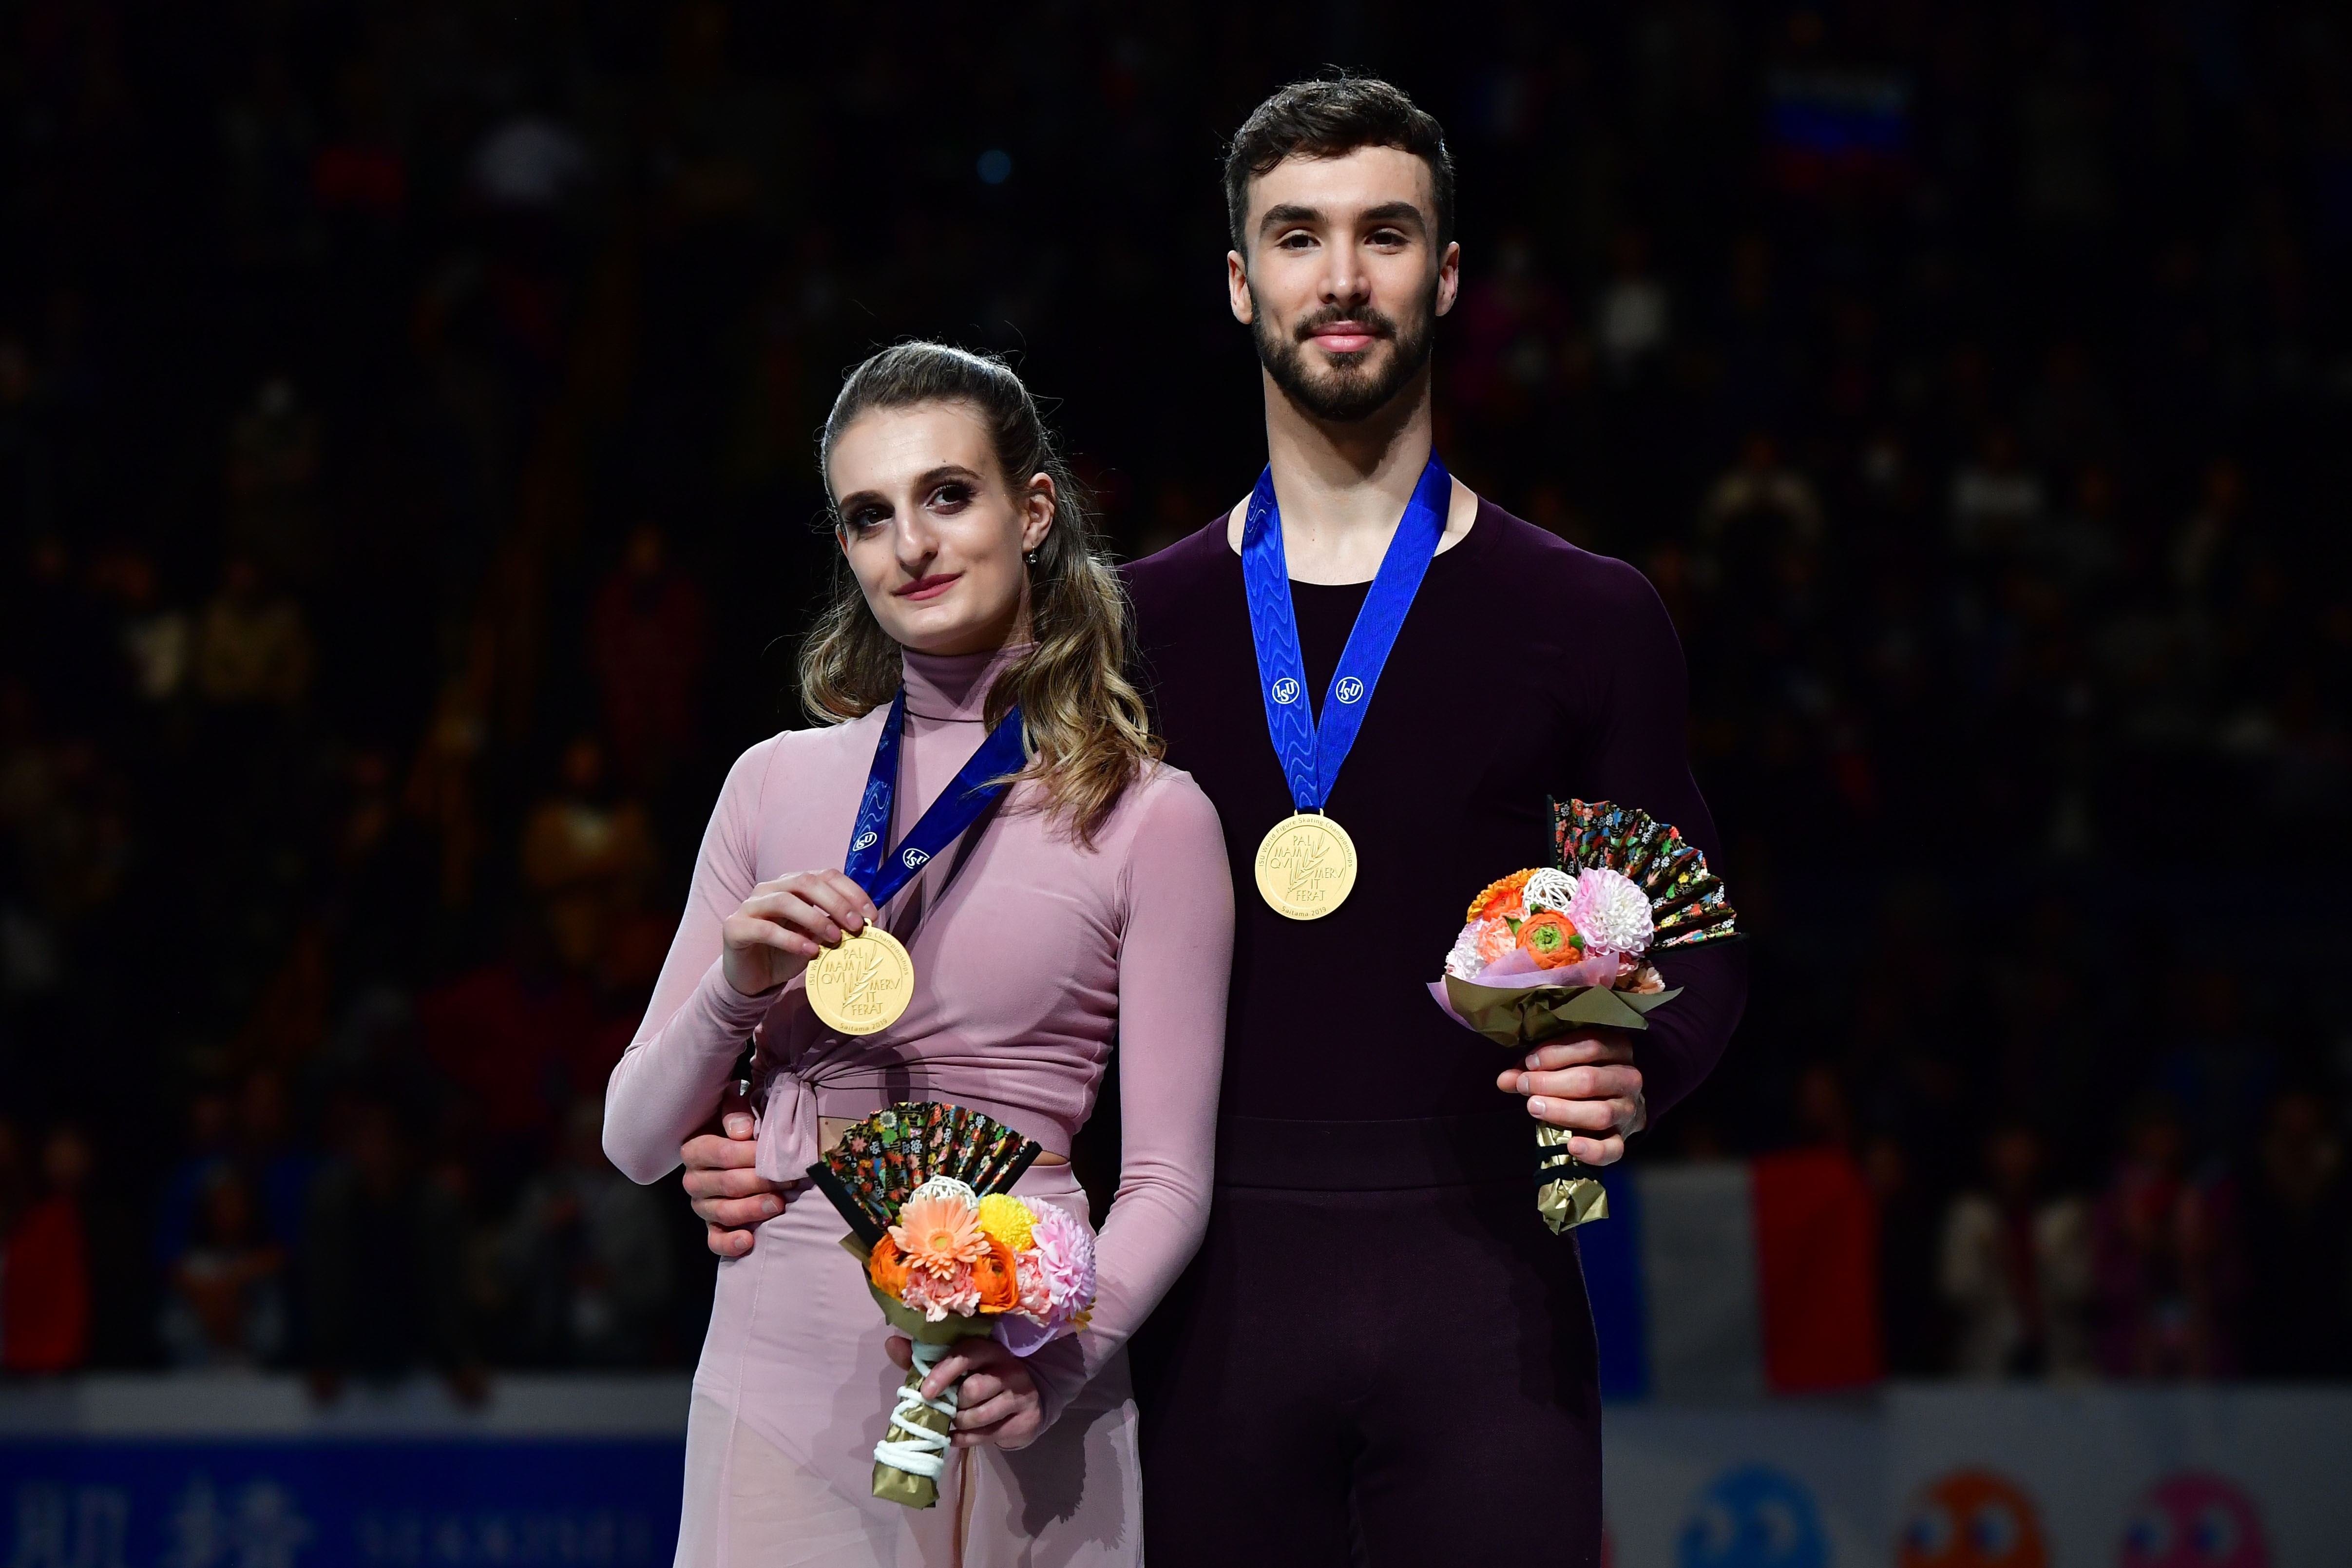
[844, 688, 1029, 909]
[1242, 454, 1451, 812]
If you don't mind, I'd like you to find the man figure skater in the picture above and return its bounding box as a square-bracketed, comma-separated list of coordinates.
[688, 76, 1744, 1564]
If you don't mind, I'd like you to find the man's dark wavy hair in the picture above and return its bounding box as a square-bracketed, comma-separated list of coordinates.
[1223, 74, 1455, 254]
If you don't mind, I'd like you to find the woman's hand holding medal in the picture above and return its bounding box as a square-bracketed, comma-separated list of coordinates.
[721, 870, 881, 997]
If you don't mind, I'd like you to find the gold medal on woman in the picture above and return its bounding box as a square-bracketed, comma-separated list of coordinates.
[805, 926, 916, 1035]
[1253, 812, 1358, 919]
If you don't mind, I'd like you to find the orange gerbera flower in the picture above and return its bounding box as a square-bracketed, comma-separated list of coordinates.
[971, 1239, 1021, 1312]
[1467, 869, 1536, 923]
[891, 1194, 988, 1279]
[1517, 910, 1585, 969]
[867, 1235, 911, 1296]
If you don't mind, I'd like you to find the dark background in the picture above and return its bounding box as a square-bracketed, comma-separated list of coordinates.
[1, 2, 2347, 1385]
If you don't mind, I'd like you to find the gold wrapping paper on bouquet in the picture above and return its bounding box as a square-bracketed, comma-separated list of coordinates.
[1441, 975, 1682, 1234]
[871, 1358, 956, 1508]
[1536, 1125, 1612, 1231]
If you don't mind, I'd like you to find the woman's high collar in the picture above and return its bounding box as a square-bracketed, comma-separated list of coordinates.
[900, 642, 1033, 722]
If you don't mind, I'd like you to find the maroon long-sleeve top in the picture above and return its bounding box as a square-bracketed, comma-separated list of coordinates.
[1125, 498, 1747, 1128]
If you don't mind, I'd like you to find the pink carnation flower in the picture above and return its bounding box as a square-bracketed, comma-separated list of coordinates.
[994, 1202, 1098, 1356]
[1023, 1202, 1097, 1324]
[899, 1262, 980, 1322]
[1472, 917, 1519, 968]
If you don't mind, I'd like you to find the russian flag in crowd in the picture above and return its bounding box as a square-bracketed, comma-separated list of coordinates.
[1581, 1150, 1882, 1400]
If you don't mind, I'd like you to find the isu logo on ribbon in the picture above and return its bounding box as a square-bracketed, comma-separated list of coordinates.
[852, 831, 880, 852]
[1336, 676, 1365, 704]
[900, 847, 931, 870]
[1271, 677, 1301, 706]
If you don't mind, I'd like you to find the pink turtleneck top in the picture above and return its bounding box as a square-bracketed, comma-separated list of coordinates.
[603, 643, 1233, 1425]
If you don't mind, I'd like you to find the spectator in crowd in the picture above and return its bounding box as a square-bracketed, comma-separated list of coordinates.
[1449, 228, 1570, 425]
[159, 1166, 288, 1368]
[224, 377, 319, 584]
[152, 1085, 237, 1279]
[1595, 225, 1670, 377]
[1865, 1131, 1950, 1377]
[519, 734, 660, 984]
[0, 337, 49, 559]
[1949, 428, 2046, 556]
[1698, 431, 1823, 562]
[2158, 973, 2278, 1160]
[2236, 1090, 2352, 1378]
[1941, 1124, 2093, 1379]
[498, 1098, 671, 1366]
[2171, 458, 2246, 609]
[587, 524, 708, 798]
[415, 910, 634, 1186]
[1, 1121, 92, 1374]
[0, 682, 130, 992]
[304, 1091, 481, 1402]
[234, 1069, 318, 1260]
[193, 558, 311, 709]
[2028, 462, 2123, 595]
[2092, 1098, 2230, 1379]
[88, 546, 190, 706]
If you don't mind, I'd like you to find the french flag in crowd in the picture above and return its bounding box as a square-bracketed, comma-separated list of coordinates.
[1579, 1149, 1882, 1400]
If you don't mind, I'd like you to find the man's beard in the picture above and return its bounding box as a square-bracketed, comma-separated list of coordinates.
[1251, 289, 1436, 423]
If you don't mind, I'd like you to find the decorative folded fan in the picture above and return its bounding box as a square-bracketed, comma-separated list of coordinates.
[1551, 797, 1739, 954]
[806, 1102, 1046, 1246]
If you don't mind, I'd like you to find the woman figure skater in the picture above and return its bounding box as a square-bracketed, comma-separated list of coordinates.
[603, 342, 1232, 1565]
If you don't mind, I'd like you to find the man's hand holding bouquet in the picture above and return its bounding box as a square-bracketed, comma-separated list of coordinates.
[1429, 799, 1740, 1232]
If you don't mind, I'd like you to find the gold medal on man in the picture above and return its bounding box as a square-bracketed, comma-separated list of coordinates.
[806, 926, 916, 1035]
[1253, 812, 1358, 919]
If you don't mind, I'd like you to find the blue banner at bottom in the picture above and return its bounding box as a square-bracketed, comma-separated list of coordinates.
[0, 1440, 684, 1566]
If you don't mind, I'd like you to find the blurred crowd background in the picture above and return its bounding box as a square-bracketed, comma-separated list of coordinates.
[2, 2, 2348, 1394]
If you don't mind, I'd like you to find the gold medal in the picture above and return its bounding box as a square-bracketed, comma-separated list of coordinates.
[1253, 812, 1358, 919]
[805, 926, 916, 1035]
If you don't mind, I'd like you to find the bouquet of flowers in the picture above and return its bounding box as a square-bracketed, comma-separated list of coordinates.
[1429, 799, 1739, 1233]
[806, 1102, 1098, 1508]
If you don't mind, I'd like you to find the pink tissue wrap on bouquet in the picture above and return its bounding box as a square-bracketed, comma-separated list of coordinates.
[1425, 948, 1625, 1023]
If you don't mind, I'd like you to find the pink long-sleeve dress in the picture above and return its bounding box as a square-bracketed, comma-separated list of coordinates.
[604, 643, 1231, 1568]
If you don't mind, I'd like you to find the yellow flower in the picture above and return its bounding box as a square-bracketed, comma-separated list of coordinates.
[975, 1193, 1036, 1252]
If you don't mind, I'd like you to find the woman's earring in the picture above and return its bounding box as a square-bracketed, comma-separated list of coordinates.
[1025, 550, 1037, 565]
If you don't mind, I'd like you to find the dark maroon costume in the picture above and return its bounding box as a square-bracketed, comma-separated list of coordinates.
[1121, 501, 1747, 1565]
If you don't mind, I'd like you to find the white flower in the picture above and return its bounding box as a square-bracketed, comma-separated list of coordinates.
[906, 1176, 978, 1209]
[1568, 866, 1653, 957]
[1523, 867, 1579, 915]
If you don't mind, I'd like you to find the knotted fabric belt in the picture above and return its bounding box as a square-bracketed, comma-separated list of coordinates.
[754, 1066, 824, 1185]
[750, 1063, 1064, 1183]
